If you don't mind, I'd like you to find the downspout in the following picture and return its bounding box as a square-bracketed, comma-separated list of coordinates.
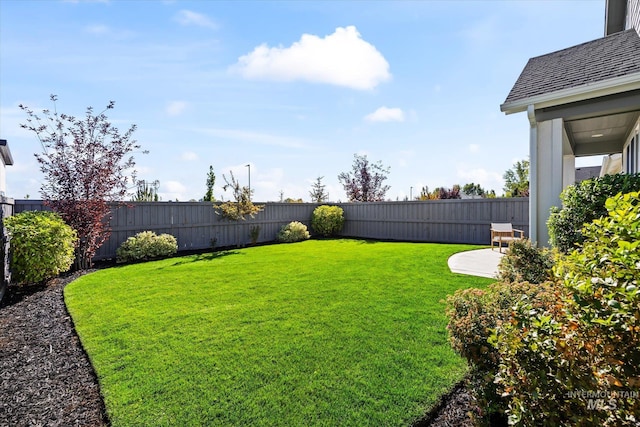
[527, 105, 538, 246]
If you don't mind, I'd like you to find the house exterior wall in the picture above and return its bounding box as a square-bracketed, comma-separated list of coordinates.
[623, 116, 640, 174]
[627, 0, 640, 33]
[0, 156, 6, 196]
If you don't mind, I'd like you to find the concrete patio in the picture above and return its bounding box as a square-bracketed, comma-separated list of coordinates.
[448, 248, 504, 279]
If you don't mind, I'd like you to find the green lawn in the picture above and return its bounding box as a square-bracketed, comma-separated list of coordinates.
[65, 239, 493, 426]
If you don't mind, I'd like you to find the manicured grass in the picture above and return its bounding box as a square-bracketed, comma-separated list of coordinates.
[65, 240, 493, 426]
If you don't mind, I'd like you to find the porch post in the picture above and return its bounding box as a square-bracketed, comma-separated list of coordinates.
[527, 106, 538, 246]
[533, 117, 564, 247]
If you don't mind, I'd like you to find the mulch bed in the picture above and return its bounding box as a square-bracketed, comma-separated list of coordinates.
[0, 271, 480, 427]
[0, 272, 108, 427]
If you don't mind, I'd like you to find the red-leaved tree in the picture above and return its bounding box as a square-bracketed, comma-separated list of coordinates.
[338, 154, 390, 202]
[20, 95, 140, 269]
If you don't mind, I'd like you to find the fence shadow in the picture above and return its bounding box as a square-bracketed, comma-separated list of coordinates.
[169, 250, 243, 267]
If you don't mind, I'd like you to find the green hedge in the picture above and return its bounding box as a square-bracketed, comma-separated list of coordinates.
[277, 221, 310, 243]
[311, 205, 344, 237]
[547, 173, 640, 253]
[4, 211, 77, 284]
[116, 231, 178, 263]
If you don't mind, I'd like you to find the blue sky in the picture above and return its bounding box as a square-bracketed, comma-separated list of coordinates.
[0, 0, 605, 202]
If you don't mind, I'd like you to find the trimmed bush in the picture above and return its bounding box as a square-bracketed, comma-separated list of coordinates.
[311, 205, 344, 237]
[277, 221, 310, 243]
[116, 231, 177, 263]
[4, 211, 77, 284]
[547, 173, 640, 253]
[496, 238, 555, 284]
[492, 192, 640, 426]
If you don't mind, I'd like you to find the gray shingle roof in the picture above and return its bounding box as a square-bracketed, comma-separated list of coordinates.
[503, 29, 640, 105]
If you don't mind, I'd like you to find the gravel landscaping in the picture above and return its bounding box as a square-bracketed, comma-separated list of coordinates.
[0, 272, 477, 427]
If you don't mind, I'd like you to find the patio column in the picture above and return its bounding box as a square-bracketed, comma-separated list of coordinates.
[529, 108, 564, 247]
[563, 155, 576, 187]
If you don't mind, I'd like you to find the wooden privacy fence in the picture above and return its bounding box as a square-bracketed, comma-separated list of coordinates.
[14, 198, 529, 260]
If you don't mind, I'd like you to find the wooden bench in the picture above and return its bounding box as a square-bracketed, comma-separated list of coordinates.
[490, 223, 524, 253]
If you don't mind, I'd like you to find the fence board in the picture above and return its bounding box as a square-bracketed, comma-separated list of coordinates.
[14, 199, 529, 260]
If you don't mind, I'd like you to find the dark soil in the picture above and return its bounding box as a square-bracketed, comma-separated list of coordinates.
[0, 272, 108, 427]
[0, 271, 481, 427]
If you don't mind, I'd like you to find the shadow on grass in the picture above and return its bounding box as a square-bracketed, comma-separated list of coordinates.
[169, 250, 244, 266]
[314, 237, 379, 245]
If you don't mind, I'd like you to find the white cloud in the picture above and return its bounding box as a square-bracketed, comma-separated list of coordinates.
[160, 180, 189, 201]
[456, 166, 503, 192]
[232, 26, 391, 90]
[84, 24, 134, 39]
[166, 101, 188, 116]
[164, 180, 187, 193]
[364, 106, 405, 123]
[174, 10, 217, 29]
[181, 151, 198, 161]
[468, 144, 480, 153]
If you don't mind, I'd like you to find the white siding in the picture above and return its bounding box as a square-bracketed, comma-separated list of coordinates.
[627, 0, 640, 33]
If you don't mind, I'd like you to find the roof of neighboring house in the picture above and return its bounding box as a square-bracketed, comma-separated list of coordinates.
[575, 166, 601, 182]
[502, 29, 640, 107]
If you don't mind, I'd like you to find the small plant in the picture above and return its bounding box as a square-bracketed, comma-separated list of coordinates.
[249, 225, 261, 244]
[496, 238, 555, 284]
[4, 211, 78, 284]
[116, 231, 177, 263]
[311, 205, 344, 237]
[277, 221, 310, 243]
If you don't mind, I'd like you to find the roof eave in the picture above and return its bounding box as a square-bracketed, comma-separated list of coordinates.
[500, 72, 640, 115]
[0, 140, 14, 166]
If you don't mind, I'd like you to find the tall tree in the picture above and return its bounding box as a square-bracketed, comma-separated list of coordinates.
[309, 176, 328, 203]
[203, 165, 216, 202]
[338, 154, 390, 202]
[416, 185, 461, 200]
[20, 95, 140, 269]
[462, 182, 485, 198]
[503, 159, 530, 197]
[435, 185, 461, 199]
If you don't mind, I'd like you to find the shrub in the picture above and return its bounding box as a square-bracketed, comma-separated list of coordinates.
[4, 211, 77, 284]
[492, 192, 640, 426]
[277, 221, 310, 243]
[445, 281, 553, 421]
[116, 231, 177, 263]
[547, 173, 640, 253]
[489, 283, 575, 426]
[249, 225, 261, 244]
[496, 239, 555, 284]
[311, 205, 344, 237]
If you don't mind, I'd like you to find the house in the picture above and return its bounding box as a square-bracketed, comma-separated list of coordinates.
[500, 0, 640, 247]
[0, 139, 14, 197]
